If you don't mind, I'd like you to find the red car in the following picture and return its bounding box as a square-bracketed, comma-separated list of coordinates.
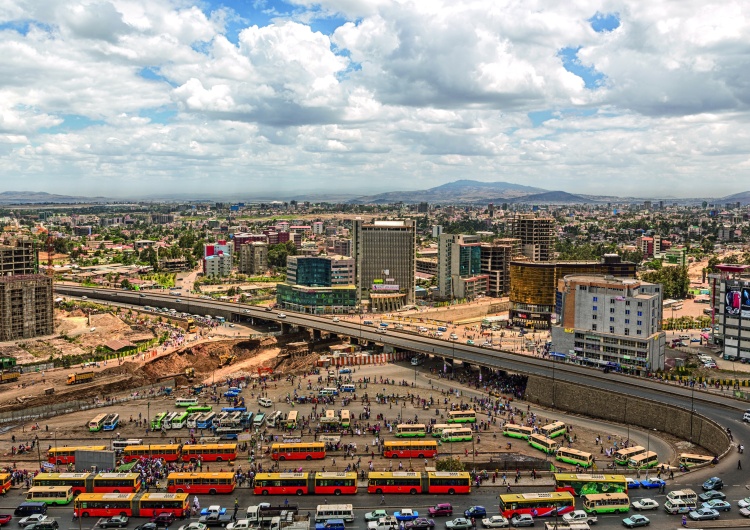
[428, 504, 453, 517]
[0, 515, 12, 526]
[149, 514, 175, 527]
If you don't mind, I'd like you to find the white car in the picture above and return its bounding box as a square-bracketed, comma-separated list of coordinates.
[19, 515, 48, 528]
[481, 515, 509, 528]
[632, 498, 660, 511]
[277, 313, 286, 318]
[332, 317, 340, 322]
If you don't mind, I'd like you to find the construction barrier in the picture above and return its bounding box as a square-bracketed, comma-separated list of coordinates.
[329, 352, 408, 366]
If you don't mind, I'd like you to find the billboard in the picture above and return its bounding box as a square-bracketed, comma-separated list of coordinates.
[725, 282, 750, 318]
[372, 284, 400, 291]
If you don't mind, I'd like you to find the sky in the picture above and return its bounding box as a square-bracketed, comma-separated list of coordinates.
[1, 0, 749, 199]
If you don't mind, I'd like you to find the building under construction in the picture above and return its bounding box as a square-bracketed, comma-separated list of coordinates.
[0, 238, 53, 341]
[0, 274, 53, 341]
[509, 214, 556, 262]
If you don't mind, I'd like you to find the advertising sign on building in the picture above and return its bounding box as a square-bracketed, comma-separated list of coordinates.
[372, 284, 400, 291]
[725, 281, 750, 317]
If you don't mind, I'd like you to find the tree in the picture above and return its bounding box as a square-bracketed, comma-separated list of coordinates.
[435, 457, 465, 472]
[121, 279, 131, 290]
[640, 266, 690, 299]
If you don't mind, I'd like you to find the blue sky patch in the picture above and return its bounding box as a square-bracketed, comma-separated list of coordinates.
[140, 108, 177, 125]
[0, 20, 34, 36]
[41, 114, 105, 134]
[558, 46, 605, 89]
[589, 12, 620, 33]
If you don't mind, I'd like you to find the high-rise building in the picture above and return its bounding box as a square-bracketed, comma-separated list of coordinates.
[509, 214, 555, 262]
[352, 219, 416, 312]
[0, 238, 38, 275]
[276, 255, 356, 314]
[313, 222, 325, 235]
[431, 225, 443, 238]
[480, 238, 522, 297]
[203, 240, 232, 277]
[0, 274, 54, 341]
[509, 254, 637, 329]
[551, 275, 666, 372]
[239, 242, 268, 275]
[437, 234, 488, 299]
[333, 239, 352, 257]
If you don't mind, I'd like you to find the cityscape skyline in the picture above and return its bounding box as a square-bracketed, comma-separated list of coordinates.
[1, 0, 748, 198]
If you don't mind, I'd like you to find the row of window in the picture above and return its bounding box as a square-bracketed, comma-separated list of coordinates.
[590, 324, 643, 335]
[592, 296, 645, 307]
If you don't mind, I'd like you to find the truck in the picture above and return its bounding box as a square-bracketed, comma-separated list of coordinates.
[230, 516, 309, 530]
[67, 371, 95, 385]
[544, 523, 590, 530]
[0, 372, 20, 384]
[245, 505, 299, 526]
[561, 511, 597, 525]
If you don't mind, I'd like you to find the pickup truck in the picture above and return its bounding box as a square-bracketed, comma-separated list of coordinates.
[368, 517, 398, 530]
[199, 514, 234, 528]
[561, 511, 597, 525]
[245, 504, 298, 525]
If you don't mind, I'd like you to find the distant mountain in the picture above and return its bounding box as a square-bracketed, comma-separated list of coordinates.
[349, 179, 547, 204]
[509, 190, 593, 204]
[0, 191, 108, 204]
[722, 191, 750, 204]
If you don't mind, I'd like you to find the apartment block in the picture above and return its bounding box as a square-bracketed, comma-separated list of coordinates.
[509, 214, 555, 262]
[238, 242, 268, 275]
[0, 274, 54, 341]
[352, 219, 415, 311]
[711, 264, 750, 360]
[437, 234, 488, 299]
[480, 238, 521, 297]
[0, 239, 38, 275]
[551, 275, 666, 372]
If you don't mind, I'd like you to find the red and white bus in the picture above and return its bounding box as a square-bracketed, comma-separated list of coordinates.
[92, 473, 142, 494]
[312, 472, 357, 496]
[48, 446, 107, 465]
[181, 444, 238, 463]
[383, 441, 438, 459]
[270, 442, 326, 461]
[74, 493, 136, 518]
[122, 445, 182, 463]
[33, 473, 92, 495]
[366, 472, 471, 495]
[253, 473, 309, 496]
[166, 472, 236, 495]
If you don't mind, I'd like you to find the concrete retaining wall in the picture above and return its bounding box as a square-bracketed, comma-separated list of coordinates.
[525, 375, 730, 457]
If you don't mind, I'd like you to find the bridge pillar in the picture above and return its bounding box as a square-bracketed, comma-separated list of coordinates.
[280, 322, 292, 334]
[312, 329, 322, 341]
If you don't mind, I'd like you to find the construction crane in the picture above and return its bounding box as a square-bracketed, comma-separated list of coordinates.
[45, 235, 55, 276]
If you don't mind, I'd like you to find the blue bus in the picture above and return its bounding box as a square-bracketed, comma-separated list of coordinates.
[222, 407, 247, 412]
[196, 412, 216, 430]
[103, 413, 120, 431]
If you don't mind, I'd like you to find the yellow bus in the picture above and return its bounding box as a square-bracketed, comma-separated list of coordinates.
[33, 472, 92, 495]
[529, 433, 559, 454]
[540, 421, 566, 439]
[48, 446, 107, 465]
[26, 486, 74, 505]
[430, 424, 450, 437]
[627, 451, 658, 469]
[395, 424, 427, 438]
[612, 446, 645, 466]
[498, 492, 575, 518]
[447, 410, 476, 423]
[286, 410, 298, 429]
[320, 410, 339, 425]
[88, 414, 107, 432]
[555, 448, 594, 468]
[502, 424, 534, 439]
[582, 493, 630, 514]
[382, 440, 438, 459]
[679, 453, 714, 468]
[166, 472, 236, 494]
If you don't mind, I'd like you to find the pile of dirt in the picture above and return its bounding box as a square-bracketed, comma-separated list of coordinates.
[275, 352, 319, 373]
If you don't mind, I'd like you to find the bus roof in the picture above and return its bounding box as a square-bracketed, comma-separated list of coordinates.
[554, 474, 626, 481]
[499, 492, 573, 501]
[428, 472, 470, 477]
[582, 492, 629, 499]
[28, 485, 73, 491]
[315, 472, 356, 479]
[37, 473, 91, 479]
[368, 472, 420, 479]
[76, 493, 136, 501]
[449, 409, 476, 414]
[140, 493, 188, 501]
[254, 473, 308, 479]
[167, 472, 235, 478]
[271, 442, 324, 448]
[50, 446, 106, 452]
[95, 473, 139, 479]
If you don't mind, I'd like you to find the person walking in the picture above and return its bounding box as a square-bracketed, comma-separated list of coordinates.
[739, 459, 742, 470]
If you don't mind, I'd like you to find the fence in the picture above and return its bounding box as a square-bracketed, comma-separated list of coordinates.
[328, 352, 408, 366]
[0, 379, 175, 426]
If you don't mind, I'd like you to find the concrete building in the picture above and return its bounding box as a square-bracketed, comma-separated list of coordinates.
[431, 225, 443, 238]
[550, 275, 666, 372]
[332, 239, 352, 257]
[276, 255, 356, 314]
[0, 239, 38, 275]
[238, 242, 268, 275]
[151, 214, 175, 224]
[509, 214, 555, 262]
[0, 274, 54, 341]
[313, 222, 325, 235]
[437, 234, 488, 299]
[352, 219, 416, 312]
[710, 264, 750, 360]
[664, 246, 687, 268]
[203, 240, 232, 277]
[509, 254, 637, 329]
[480, 238, 521, 297]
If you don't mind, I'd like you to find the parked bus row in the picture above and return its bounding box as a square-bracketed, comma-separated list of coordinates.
[48, 444, 239, 465]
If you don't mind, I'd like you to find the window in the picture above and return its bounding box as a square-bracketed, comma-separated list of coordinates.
[625, 319, 630, 324]
[593, 296, 598, 302]
[593, 306, 597, 311]
[637, 330, 642, 335]
[609, 326, 614, 333]
[637, 320, 642, 326]
[624, 329, 630, 336]
[610, 298, 616, 304]
[610, 317, 615, 322]
[610, 307, 615, 313]
[592, 315, 597, 320]
[626, 301, 630, 306]
[592, 324, 597, 331]
[637, 311, 643, 317]
[625, 310, 630, 315]
[637, 302, 643, 307]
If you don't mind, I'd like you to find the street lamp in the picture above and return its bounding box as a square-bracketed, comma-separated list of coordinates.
[147, 402, 151, 433]
[690, 382, 695, 442]
[54, 430, 58, 471]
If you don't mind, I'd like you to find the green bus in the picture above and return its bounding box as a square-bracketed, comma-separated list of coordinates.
[150, 412, 168, 430]
[612, 446, 645, 466]
[440, 427, 473, 442]
[555, 448, 594, 468]
[529, 433, 559, 454]
[582, 492, 630, 514]
[540, 421, 566, 439]
[171, 411, 189, 429]
[396, 424, 427, 438]
[186, 404, 213, 413]
[340, 410, 351, 428]
[175, 397, 199, 407]
[502, 424, 533, 439]
[447, 410, 476, 423]
[554, 474, 627, 496]
[627, 451, 658, 469]
[26, 486, 74, 505]
[431, 424, 449, 437]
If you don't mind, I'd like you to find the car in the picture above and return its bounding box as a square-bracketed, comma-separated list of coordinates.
[466, 340, 474, 345]
[243, 309, 250, 313]
[445, 518, 472, 530]
[428, 505, 453, 517]
[178, 524, 207, 530]
[739, 497, 750, 509]
[405, 518, 435, 529]
[19, 516, 48, 528]
[691, 338, 700, 342]
[703, 477, 724, 490]
[699, 490, 726, 502]
[450, 334, 458, 340]
[149, 514, 176, 527]
[509, 514, 534, 528]
[365, 511, 389, 522]
[134, 524, 158, 530]
[481, 516, 509, 528]
[704, 362, 718, 369]
[741, 507, 750, 518]
[99, 516, 130, 528]
[626, 478, 641, 489]
[24, 523, 58, 530]
[631, 498, 659, 511]
[689, 508, 720, 521]
[175, 299, 182, 302]
[0, 515, 11, 526]
[339, 368, 352, 374]
[277, 313, 286, 319]
[701, 500, 731, 512]
[394, 510, 419, 522]
[464, 507, 486, 519]
[332, 317, 340, 322]
[639, 478, 665, 489]
[621, 514, 650, 528]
